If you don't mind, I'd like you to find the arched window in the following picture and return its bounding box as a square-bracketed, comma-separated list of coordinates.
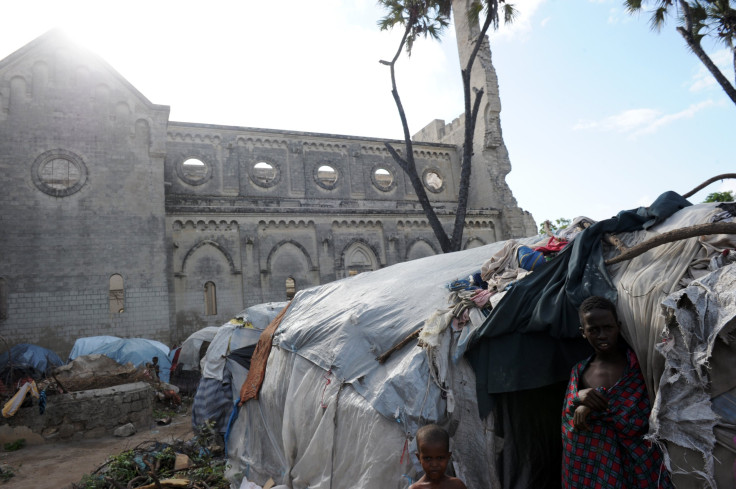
[344, 242, 378, 277]
[285, 277, 296, 300]
[109, 274, 124, 314]
[204, 281, 217, 316]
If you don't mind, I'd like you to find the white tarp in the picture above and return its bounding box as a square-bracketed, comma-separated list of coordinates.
[200, 302, 288, 381]
[178, 327, 219, 372]
[226, 202, 735, 489]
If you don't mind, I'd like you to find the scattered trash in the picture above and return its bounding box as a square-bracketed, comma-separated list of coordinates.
[173, 453, 191, 471]
[73, 419, 229, 489]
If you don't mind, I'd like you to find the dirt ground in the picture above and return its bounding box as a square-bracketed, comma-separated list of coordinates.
[0, 413, 194, 489]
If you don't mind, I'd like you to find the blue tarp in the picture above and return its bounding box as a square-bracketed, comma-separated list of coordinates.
[0, 343, 63, 377]
[67, 335, 121, 362]
[89, 338, 171, 383]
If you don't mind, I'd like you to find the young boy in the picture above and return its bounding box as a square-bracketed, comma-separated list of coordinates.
[410, 424, 467, 489]
[561, 296, 671, 488]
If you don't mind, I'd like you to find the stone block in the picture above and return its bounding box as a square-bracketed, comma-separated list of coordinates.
[114, 423, 136, 437]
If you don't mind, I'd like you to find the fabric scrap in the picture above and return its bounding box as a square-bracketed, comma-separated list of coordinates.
[239, 301, 292, 404]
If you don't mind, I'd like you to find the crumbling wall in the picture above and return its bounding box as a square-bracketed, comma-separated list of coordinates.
[0, 382, 153, 443]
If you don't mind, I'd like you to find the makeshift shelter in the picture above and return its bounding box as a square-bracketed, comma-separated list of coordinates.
[87, 338, 171, 383]
[223, 196, 736, 489]
[67, 335, 121, 362]
[0, 343, 63, 380]
[191, 302, 287, 434]
[177, 327, 220, 372]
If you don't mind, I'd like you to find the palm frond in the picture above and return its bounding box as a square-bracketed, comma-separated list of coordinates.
[624, 0, 644, 15]
[503, 3, 518, 24]
[650, 5, 670, 31]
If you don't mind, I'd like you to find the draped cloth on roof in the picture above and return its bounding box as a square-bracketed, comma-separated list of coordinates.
[238, 301, 291, 404]
[467, 191, 692, 418]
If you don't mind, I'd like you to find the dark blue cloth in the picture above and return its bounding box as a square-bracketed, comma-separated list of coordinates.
[518, 246, 547, 271]
[39, 389, 47, 415]
[467, 192, 691, 418]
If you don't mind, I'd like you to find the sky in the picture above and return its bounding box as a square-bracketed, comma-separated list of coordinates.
[1, 0, 734, 227]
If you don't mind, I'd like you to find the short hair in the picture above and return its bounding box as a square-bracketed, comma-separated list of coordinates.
[578, 296, 618, 324]
[416, 424, 449, 452]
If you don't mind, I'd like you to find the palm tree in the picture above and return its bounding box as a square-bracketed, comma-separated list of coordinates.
[377, 0, 515, 252]
[625, 0, 736, 106]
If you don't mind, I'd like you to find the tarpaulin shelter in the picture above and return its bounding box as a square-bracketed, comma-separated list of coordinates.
[87, 338, 171, 383]
[191, 302, 287, 434]
[67, 335, 121, 362]
[0, 343, 63, 378]
[224, 198, 735, 489]
[177, 327, 220, 372]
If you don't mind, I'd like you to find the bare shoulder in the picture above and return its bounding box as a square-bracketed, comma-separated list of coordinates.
[449, 477, 467, 489]
[442, 477, 467, 489]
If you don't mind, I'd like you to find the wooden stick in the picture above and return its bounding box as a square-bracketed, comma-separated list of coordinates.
[605, 222, 736, 265]
[603, 233, 628, 253]
[376, 328, 422, 364]
[682, 173, 736, 198]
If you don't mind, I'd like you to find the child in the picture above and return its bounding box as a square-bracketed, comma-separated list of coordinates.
[561, 296, 671, 488]
[410, 424, 467, 489]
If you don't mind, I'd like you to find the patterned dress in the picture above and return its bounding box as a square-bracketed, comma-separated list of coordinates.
[561, 349, 672, 488]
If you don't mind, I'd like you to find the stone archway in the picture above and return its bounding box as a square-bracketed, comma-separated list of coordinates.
[342, 241, 379, 277]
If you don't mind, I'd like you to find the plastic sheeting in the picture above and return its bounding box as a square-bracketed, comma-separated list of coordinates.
[227, 242, 527, 488]
[89, 338, 171, 383]
[192, 303, 287, 432]
[200, 303, 287, 382]
[226, 202, 735, 489]
[67, 336, 121, 362]
[178, 327, 219, 371]
[0, 344, 63, 376]
[227, 342, 498, 489]
[648, 263, 736, 488]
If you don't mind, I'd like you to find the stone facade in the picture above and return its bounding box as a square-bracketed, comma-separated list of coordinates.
[0, 382, 153, 441]
[0, 25, 535, 356]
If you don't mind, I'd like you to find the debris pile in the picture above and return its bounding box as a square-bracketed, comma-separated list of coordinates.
[72, 421, 227, 489]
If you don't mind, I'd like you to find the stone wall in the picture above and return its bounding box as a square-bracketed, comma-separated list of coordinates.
[0, 29, 536, 354]
[0, 382, 153, 443]
[0, 32, 171, 353]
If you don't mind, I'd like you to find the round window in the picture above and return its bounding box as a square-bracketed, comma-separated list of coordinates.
[182, 158, 207, 179]
[32, 149, 88, 197]
[372, 167, 395, 191]
[177, 157, 212, 185]
[251, 161, 281, 188]
[423, 169, 444, 193]
[315, 164, 338, 189]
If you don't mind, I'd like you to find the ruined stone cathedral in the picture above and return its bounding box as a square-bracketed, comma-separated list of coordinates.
[0, 18, 535, 355]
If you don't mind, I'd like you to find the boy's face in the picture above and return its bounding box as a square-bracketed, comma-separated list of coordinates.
[581, 308, 620, 354]
[417, 440, 451, 482]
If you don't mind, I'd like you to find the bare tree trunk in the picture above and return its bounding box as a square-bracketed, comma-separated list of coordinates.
[382, 26, 454, 252]
[678, 0, 736, 106]
[450, 5, 497, 251]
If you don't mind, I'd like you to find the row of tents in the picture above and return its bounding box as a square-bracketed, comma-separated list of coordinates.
[183, 194, 735, 489]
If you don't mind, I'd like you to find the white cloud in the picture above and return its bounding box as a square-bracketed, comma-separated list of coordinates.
[540, 17, 551, 28]
[573, 101, 715, 136]
[689, 49, 733, 92]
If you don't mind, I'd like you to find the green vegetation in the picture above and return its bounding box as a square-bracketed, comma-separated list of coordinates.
[0, 466, 14, 483]
[703, 190, 734, 202]
[2, 439, 25, 452]
[72, 421, 229, 489]
[539, 217, 572, 235]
